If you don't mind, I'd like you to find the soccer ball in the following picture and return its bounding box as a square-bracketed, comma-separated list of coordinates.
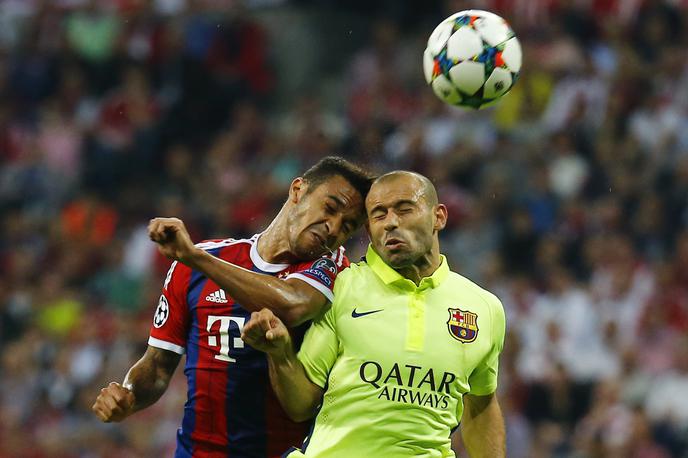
[423, 10, 522, 109]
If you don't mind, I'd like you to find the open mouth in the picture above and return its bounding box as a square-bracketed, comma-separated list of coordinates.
[385, 238, 405, 250]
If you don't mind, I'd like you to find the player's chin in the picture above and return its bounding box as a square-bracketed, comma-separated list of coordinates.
[296, 240, 329, 259]
[383, 249, 413, 268]
[308, 246, 330, 258]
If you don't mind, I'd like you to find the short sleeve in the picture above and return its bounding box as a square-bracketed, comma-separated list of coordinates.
[297, 306, 340, 388]
[285, 246, 349, 302]
[148, 261, 191, 355]
[468, 294, 506, 396]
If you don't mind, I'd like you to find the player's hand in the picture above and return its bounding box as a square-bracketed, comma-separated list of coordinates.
[241, 309, 291, 356]
[92, 382, 136, 423]
[148, 217, 197, 262]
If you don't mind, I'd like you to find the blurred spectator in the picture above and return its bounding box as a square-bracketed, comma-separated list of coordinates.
[65, 1, 121, 64]
[644, 338, 688, 432]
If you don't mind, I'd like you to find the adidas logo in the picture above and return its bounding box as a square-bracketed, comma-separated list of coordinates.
[205, 289, 228, 303]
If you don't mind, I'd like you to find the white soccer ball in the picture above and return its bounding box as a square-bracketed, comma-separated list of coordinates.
[423, 10, 522, 109]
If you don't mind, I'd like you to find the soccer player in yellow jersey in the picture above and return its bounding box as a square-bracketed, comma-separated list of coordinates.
[242, 171, 506, 458]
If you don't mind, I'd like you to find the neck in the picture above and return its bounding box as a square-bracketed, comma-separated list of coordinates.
[396, 242, 441, 285]
[256, 207, 297, 264]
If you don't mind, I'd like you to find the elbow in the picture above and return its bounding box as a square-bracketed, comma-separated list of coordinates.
[280, 305, 309, 328]
[285, 404, 318, 423]
[275, 291, 311, 327]
[286, 411, 312, 423]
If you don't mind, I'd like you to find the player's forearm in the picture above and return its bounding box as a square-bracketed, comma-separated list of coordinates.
[186, 249, 310, 325]
[460, 393, 505, 458]
[124, 347, 180, 414]
[267, 346, 324, 422]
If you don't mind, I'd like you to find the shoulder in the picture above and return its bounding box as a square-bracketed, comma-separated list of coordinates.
[335, 257, 371, 282]
[292, 246, 349, 272]
[445, 271, 504, 315]
[327, 259, 370, 306]
[163, 260, 188, 289]
[444, 271, 506, 346]
[329, 259, 379, 302]
[194, 237, 247, 251]
[332, 246, 349, 271]
[164, 237, 251, 289]
[197, 237, 254, 262]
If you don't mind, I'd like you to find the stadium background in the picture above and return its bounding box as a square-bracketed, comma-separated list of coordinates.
[1, 0, 687, 456]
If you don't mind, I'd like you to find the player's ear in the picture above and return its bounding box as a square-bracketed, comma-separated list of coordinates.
[434, 204, 448, 232]
[289, 178, 306, 204]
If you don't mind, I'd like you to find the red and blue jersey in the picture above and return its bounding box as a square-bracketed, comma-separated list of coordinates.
[148, 234, 348, 458]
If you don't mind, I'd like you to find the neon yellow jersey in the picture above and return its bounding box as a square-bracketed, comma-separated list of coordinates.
[288, 246, 506, 458]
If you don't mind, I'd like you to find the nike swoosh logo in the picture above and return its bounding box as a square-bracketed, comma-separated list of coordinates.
[351, 308, 383, 318]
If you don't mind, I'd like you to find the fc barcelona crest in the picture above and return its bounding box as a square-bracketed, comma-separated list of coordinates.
[447, 308, 478, 343]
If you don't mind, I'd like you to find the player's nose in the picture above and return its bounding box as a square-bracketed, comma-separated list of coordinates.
[383, 213, 400, 231]
[326, 217, 340, 235]
[325, 222, 338, 243]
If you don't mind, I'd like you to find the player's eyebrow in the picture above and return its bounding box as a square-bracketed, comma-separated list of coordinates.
[369, 199, 418, 215]
[368, 203, 387, 214]
[393, 199, 417, 208]
[326, 195, 347, 208]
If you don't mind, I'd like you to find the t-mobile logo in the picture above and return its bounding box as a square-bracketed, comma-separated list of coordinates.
[206, 315, 245, 362]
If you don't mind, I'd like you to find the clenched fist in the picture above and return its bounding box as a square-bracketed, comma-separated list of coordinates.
[148, 217, 197, 262]
[92, 382, 136, 423]
[241, 309, 291, 355]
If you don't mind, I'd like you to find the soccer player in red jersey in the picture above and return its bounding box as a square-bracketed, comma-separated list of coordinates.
[92, 157, 374, 457]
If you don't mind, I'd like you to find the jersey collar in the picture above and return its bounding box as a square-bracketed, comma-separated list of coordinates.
[366, 245, 449, 291]
[250, 233, 291, 273]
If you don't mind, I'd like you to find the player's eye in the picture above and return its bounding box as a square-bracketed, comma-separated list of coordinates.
[370, 210, 386, 220]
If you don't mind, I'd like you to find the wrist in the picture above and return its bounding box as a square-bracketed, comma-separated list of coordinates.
[121, 383, 138, 414]
[267, 340, 295, 364]
[182, 246, 206, 268]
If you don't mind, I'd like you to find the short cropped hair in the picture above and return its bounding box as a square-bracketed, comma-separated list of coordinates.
[302, 156, 376, 199]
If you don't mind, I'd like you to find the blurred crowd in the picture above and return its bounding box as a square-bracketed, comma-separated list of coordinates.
[1, 0, 687, 457]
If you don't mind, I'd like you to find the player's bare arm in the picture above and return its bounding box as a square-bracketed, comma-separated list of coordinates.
[92, 346, 181, 422]
[241, 309, 324, 422]
[459, 392, 506, 458]
[148, 217, 328, 327]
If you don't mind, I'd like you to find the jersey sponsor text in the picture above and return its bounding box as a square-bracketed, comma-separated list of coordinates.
[359, 361, 455, 410]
